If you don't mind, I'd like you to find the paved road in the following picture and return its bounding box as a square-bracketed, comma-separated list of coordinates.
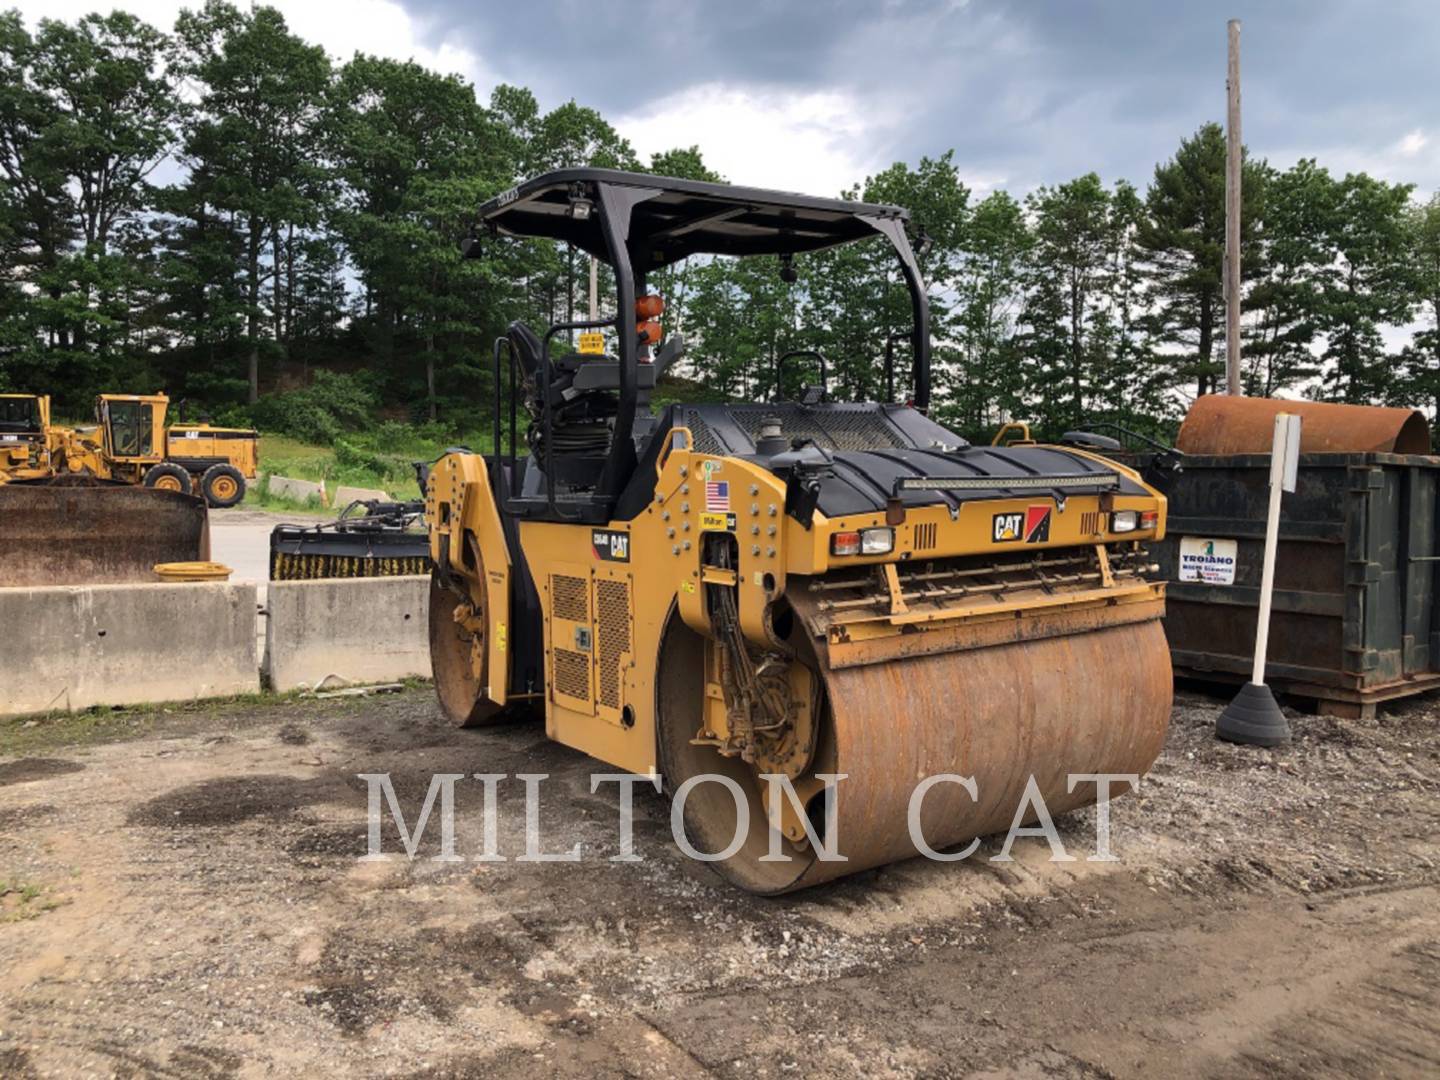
[209, 506, 326, 593]
[208, 507, 327, 657]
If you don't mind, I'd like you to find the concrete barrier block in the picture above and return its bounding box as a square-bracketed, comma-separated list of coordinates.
[0, 582, 259, 718]
[333, 484, 392, 505]
[266, 474, 328, 505]
[266, 576, 429, 692]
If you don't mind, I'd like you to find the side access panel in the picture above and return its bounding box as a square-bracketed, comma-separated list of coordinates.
[544, 563, 637, 727]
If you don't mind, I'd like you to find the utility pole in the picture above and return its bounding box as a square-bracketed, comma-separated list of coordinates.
[1225, 18, 1243, 396]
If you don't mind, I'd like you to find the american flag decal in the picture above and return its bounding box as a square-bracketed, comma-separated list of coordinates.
[705, 480, 730, 511]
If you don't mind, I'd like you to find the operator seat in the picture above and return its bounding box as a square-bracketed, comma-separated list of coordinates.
[505, 320, 684, 417]
[503, 317, 686, 495]
[506, 320, 543, 383]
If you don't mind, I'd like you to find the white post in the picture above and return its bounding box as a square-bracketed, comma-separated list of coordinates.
[1251, 412, 1301, 686]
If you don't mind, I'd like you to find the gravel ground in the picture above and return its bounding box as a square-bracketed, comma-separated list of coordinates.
[0, 685, 1437, 1078]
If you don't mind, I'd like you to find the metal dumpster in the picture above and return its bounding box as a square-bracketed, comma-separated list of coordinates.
[1145, 396, 1439, 718]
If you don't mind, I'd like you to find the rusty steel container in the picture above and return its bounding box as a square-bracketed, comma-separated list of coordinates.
[1146, 397, 1440, 718]
[1177, 395, 1430, 456]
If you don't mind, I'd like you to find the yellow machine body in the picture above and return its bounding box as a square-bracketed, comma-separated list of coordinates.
[47, 394, 258, 506]
[423, 167, 1173, 893]
[431, 442, 1167, 775]
[428, 435, 1171, 890]
[0, 393, 56, 482]
[164, 423, 259, 479]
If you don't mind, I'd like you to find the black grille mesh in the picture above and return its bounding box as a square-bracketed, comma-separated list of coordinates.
[680, 404, 906, 455]
[682, 409, 725, 455]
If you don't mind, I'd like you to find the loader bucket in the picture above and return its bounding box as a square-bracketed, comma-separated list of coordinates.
[0, 481, 210, 586]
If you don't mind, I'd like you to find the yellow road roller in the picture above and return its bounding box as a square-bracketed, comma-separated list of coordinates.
[427, 169, 1172, 892]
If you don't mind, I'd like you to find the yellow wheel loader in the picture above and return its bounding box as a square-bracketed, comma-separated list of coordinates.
[52, 394, 257, 507]
[427, 169, 1172, 892]
[0, 393, 60, 482]
[0, 393, 242, 583]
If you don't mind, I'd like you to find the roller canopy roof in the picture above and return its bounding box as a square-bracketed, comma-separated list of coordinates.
[465, 168, 910, 273]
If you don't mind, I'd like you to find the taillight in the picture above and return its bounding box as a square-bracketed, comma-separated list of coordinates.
[1140, 509, 1159, 530]
[831, 531, 861, 556]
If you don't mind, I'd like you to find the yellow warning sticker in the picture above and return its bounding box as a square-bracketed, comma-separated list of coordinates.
[495, 622, 507, 651]
[578, 331, 605, 354]
[699, 511, 735, 532]
[681, 581, 696, 594]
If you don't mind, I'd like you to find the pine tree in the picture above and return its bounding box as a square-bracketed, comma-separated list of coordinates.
[1136, 123, 1264, 399]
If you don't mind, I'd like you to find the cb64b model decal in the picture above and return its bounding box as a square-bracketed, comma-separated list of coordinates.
[591, 530, 630, 562]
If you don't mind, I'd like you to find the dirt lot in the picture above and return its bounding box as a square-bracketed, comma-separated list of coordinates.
[1, 685, 1437, 1078]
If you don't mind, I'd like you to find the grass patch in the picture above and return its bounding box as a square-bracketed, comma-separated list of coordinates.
[0, 683, 435, 756]
[0, 878, 61, 922]
[254, 428, 492, 502]
[243, 471, 331, 515]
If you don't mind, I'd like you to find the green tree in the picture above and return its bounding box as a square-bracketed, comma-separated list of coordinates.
[1137, 122, 1264, 398]
[1401, 193, 1440, 421]
[949, 190, 1030, 437]
[529, 101, 638, 337]
[860, 153, 969, 406]
[684, 254, 798, 399]
[0, 10, 179, 403]
[171, 1, 331, 403]
[646, 146, 724, 349]
[1019, 174, 1116, 433]
[1244, 160, 1329, 395]
[1091, 180, 1171, 432]
[325, 55, 507, 418]
[1315, 172, 1415, 402]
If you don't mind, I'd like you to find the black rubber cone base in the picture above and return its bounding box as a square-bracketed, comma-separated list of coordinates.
[1216, 682, 1292, 747]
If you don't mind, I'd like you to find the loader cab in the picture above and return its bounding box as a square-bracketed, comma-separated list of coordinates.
[472, 168, 931, 525]
[0, 394, 50, 475]
[0, 394, 47, 441]
[97, 394, 167, 462]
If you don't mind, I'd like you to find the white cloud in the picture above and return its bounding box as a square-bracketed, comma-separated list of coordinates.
[1268, 126, 1440, 201]
[615, 83, 889, 196]
[1397, 128, 1428, 158]
[7, 0, 493, 90]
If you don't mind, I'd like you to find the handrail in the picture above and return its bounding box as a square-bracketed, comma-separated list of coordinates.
[490, 336, 511, 500]
[775, 349, 829, 402]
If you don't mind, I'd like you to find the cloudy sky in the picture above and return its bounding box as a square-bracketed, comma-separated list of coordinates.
[16, 0, 1440, 199]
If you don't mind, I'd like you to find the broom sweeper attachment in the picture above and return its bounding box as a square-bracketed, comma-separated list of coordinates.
[424, 168, 1172, 892]
[269, 460, 432, 581]
[269, 498, 430, 581]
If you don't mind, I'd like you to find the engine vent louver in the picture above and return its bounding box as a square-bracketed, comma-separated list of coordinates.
[552, 574, 589, 622]
[553, 648, 590, 702]
[596, 579, 631, 709]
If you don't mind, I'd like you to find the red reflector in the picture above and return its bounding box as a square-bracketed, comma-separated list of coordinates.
[831, 531, 861, 556]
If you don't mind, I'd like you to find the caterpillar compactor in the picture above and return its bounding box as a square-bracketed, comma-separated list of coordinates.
[427, 169, 1172, 892]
